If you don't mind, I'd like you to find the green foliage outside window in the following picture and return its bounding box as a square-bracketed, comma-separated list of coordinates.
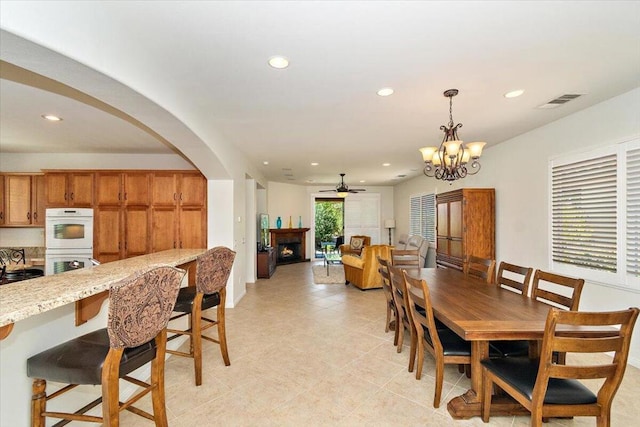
[315, 201, 343, 245]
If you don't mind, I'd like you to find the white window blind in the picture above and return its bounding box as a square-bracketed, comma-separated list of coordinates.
[410, 193, 435, 243]
[344, 194, 381, 244]
[550, 138, 639, 290]
[627, 148, 640, 278]
[551, 154, 618, 273]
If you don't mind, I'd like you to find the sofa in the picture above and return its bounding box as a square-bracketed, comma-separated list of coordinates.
[342, 244, 392, 290]
[396, 234, 432, 268]
[339, 235, 371, 256]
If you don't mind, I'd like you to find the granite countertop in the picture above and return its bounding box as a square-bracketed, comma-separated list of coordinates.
[0, 249, 205, 328]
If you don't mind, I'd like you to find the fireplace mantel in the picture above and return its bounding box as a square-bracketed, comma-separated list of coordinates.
[269, 228, 310, 265]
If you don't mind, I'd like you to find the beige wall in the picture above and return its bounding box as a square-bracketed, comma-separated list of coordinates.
[395, 87, 640, 365]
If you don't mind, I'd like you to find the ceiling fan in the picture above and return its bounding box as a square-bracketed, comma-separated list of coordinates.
[319, 173, 366, 196]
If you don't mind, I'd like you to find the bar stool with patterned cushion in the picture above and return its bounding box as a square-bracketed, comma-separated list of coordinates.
[27, 265, 185, 427]
[167, 246, 236, 386]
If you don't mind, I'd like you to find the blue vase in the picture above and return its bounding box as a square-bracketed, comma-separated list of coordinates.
[298, 216, 302, 228]
[276, 216, 282, 229]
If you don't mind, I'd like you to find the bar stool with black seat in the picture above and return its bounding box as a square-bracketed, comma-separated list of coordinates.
[0, 248, 44, 283]
[167, 246, 236, 386]
[27, 265, 185, 427]
[481, 307, 639, 426]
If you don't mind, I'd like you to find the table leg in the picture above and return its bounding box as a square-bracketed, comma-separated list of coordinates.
[447, 340, 529, 419]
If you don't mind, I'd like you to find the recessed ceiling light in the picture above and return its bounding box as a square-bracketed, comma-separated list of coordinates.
[268, 56, 289, 69]
[263, 161, 269, 165]
[504, 89, 525, 98]
[359, 180, 366, 183]
[382, 163, 391, 166]
[311, 162, 319, 166]
[42, 114, 62, 121]
[377, 87, 394, 97]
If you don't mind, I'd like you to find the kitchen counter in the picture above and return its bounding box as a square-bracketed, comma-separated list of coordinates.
[0, 249, 205, 330]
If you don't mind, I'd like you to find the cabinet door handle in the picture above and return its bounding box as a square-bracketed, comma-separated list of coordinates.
[33, 212, 37, 220]
[0, 212, 3, 220]
[118, 192, 121, 201]
[173, 193, 177, 201]
[124, 193, 127, 201]
[64, 193, 68, 200]
[27, 212, 31, 220]
[173, 241, 177, 248]
[70, 192, 74, 200]
[179, 193, 183, 201]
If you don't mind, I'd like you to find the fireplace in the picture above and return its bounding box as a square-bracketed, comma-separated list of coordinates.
[277, 241, 302, 263]
[269, 228, 310, 265]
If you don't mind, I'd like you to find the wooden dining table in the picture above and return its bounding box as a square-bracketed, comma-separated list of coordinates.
[405, 267, 609, 420]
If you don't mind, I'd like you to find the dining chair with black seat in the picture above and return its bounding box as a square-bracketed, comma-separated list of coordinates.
[481, 307, 639, 427]
[166, 246, 236, 386]
[377, 256, 397, 340]
[27, 265, 185, 427]
[463, 255, 496, 284]
[391, 248, 421, 268]
[402, 270, 471, 408]
[530, 269, 585, 364]
[388, 265, 418, 372]
[0, 248, 44, 283]
[489, 262, 534, 358]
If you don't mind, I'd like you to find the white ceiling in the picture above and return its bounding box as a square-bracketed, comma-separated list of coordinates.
[1, 1, 639, 187]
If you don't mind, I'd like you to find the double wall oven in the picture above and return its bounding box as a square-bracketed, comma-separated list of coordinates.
[45, 208, 95, 275]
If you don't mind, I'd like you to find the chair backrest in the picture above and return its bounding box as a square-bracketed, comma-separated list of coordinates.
[388, 265, 413, 329]
[530, 270, 584, 311]
[0, 248, 26, 266]
[196, 246, 237, 294]
[464, 255, 496, 284]
[533, 307, 639, 409]
[391, 248, 421, 268]
[402, 270, 442, 352]
[108, 265, 185, 349]
[496, 261, 533, 295]
[377, 256, 393, 302]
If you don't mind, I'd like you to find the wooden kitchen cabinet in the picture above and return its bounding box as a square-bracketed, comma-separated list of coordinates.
[94, 172, 151, 262]
[150, 172, 206, 251]
[0, 175, 4, 225]
[44, 172, 94, 207]
[436, 188, 495, 270]
[0, 174, 45, 227]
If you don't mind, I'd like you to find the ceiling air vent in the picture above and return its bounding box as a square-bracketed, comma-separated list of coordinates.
[537, 94, 583, 109]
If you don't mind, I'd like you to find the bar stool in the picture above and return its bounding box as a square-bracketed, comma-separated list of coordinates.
[26, 265, 185, 426]
[167, 246, 236, 386]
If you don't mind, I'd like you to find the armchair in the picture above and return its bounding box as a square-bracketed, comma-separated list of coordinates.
[339, 235, 371, 256]
[342, 244, 392, 290]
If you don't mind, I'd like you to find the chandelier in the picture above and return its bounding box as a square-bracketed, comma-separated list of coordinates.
[419, 89, 486, 182]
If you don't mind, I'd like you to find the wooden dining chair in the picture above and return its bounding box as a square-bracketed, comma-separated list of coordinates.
[531, 269, 585, 364]
[167, 246, 236, 386]
[489, 262, 534, 358]
[463, 255, 496, 284]
[388, 266, 417, 372]
[391, 248, 421, 268]
[377, 256, 397, 340]
[482, 307, 639, 427]
[27, 265, 185, 427]
[402, 270, 471, 408]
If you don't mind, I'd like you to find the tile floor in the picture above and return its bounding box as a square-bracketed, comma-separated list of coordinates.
[120, 261, 639, 426]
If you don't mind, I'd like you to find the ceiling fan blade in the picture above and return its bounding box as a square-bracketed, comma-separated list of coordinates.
[318, 189, 336, 192]
[349, 189, 366, 192]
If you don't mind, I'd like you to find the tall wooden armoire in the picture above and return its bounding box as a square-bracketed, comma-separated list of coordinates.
[435, 188, 495, 270]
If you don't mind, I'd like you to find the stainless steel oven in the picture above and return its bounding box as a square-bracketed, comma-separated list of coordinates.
[45, 208, 94, 250]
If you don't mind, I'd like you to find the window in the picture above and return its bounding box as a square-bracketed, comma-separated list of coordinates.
[410, 193, 435, 243]
[550, 138, 639, 290]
